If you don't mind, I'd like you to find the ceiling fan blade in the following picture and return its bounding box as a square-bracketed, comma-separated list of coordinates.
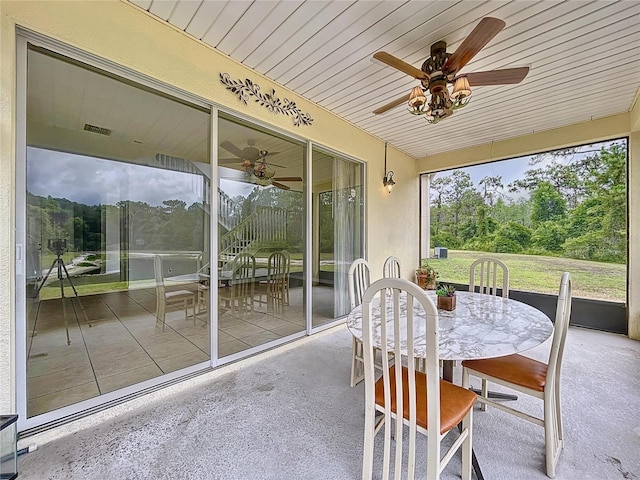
[465, 67, 529, 86]
[271, 181, 291, 190]
[272, 177, 302, 182]
[373, 93, 411, 115]
[220, 176, 254, 185]
[443, 17, 506, 75]
[220, 141, 244, 158]
[373, 52, 427, 80]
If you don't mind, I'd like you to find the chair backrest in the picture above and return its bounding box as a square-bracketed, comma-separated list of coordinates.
[382, 256, 401, 279]
[267, 251, 288, 282]
[231, 252, 255, 298]
[469, 256, 510, 297]
[361, 278, 441, 472]
[348, 258, 370, 310]
[547, 272, 572, 388]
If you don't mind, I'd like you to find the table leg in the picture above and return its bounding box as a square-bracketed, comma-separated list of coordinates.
[442, 360, 484, 480]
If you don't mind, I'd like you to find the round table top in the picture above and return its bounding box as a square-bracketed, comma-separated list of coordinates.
[346, 290, 553, 361]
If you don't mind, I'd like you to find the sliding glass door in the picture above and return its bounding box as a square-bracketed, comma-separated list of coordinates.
[17, 39, 365, 430]
[217, 116, 306, 358]
[311, 148, 364, 327]
[23, 46, 211, 419]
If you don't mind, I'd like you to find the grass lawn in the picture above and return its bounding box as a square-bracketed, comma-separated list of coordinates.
[426, 250, 626, 303]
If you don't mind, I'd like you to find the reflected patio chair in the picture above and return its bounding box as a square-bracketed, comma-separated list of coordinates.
[281, 250, 291, 306]
[219, 253, 256, 313]
[255, 251, 290, 314]
[469, 256, 510, 297]
[382, 255, 401, 278]
[361, 278, 476, 480]
[462, 272, 572, 478]
[154, 255, 196, 332]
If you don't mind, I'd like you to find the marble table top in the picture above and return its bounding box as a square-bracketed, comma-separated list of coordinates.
[346, 291, 553, 361]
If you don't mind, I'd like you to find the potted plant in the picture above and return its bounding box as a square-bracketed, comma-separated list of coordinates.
[415, 260, 438, 290]
[436, 283, 456, 311]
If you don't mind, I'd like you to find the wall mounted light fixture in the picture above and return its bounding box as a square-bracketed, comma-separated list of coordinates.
[382, 142, 395, 193]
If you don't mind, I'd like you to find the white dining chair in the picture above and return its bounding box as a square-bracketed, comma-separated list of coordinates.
[382, 255, 401, 278]
[361, 277, 476, 480]
[154, 255, 196, 332]
[469, 256, 510, 297]
[462, 272, 572, 478]
[348, 258, 371, 387]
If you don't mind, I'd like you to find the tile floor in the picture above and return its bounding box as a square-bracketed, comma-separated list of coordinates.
[25, 283, 328, 417]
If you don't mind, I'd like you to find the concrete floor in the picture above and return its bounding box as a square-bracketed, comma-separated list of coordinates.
[17, 325, 640, 480]
[25, 284, 329, 417]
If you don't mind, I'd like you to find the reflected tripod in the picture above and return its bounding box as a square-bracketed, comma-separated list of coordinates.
[33, 239, 78, 298]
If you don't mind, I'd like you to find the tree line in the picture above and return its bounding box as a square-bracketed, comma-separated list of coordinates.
[27, 193, 205, 254]
[430, 142, 626, 263]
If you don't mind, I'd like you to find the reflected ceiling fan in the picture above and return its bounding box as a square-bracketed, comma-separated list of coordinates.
[250, 150, 302, 190]
[219, 139, 284, 171]
[373, 17, 529, 123]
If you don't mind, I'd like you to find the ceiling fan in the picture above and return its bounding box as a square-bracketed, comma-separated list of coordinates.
[219, 139, 284, 171]
[220, 147, 302, 190]
[372, 17, 529, 123]
[251, 150, 302, 190]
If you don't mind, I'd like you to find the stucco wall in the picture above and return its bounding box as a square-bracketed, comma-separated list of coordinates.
[0, 1, 420, 413]
[417, 110, 640, 340]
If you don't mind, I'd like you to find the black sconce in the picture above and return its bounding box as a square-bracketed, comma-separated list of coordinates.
[382, 142, 395, 193]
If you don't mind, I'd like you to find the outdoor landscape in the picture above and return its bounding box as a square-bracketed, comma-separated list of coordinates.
[428, 140, 627, 302]
[427, 250, 625, 302]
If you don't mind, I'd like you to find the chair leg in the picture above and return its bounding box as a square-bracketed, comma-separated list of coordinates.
[461, 409, 473, 480]
[481, 379, 488, 411]
[362, 404, 376, 480]
[351, 337, 364, 387]
[156, 298, 166, 332]
[544, 388, 562, 478]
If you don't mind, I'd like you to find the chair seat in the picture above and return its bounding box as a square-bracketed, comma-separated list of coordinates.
[462, 354, 547, 392]
[165, 289, 195, 300]
[375, 365, 477, 434]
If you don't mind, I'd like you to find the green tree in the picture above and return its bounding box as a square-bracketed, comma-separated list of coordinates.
[530, 182, 566, 224]
[531, 221, 568, 252]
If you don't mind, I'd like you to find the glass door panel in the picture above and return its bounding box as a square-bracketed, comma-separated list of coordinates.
[24, 47, 211, 418]
[311, 148, 364, 327]
[217, 116, 306, 357]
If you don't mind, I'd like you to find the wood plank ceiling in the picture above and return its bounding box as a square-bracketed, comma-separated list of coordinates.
[129, 0, 640, 160]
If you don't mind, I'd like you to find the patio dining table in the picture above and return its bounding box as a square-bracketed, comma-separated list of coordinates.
[346, 290, 554, 480]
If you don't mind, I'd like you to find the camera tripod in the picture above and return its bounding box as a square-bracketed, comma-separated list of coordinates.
[33, 242, 78, 299]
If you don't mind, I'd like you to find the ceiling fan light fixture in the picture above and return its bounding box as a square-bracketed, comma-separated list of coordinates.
[253, 160, 275, 180]
[451, 76, 471, 99]
[407, 86, 428, 114]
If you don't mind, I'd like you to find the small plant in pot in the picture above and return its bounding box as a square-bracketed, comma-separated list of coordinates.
[436, 283, 456, 311]
[415, 260, 438, 290]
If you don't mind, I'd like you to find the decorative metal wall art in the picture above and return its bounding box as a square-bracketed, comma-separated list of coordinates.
[220, 73, 313, 127]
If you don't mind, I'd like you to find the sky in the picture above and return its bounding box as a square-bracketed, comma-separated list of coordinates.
[429, 139, 623, 201]
[27, 148, 205, 207]
[27, 139, 624, 207]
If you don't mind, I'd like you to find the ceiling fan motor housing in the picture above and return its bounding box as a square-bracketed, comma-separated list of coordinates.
[422, 41, 450, 76]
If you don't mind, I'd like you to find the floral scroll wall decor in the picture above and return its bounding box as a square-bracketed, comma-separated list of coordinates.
[220, 73, 313, 127]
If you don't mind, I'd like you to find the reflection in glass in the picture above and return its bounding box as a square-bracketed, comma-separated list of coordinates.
[25, 47, 211, 418]
[217, 116, 306, 358]
[312, 148, 364, 327]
